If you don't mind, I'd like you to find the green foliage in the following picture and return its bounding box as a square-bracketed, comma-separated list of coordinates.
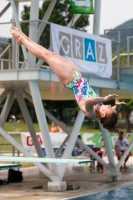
[3, 123, 100, 133]
[119, 99, 133, 112]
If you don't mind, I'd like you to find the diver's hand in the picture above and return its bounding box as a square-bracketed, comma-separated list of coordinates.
[104, 94, 118, 101]
[115, 98, 126, 105]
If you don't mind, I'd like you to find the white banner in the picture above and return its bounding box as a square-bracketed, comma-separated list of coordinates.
[51, 24, 112, 78]
[21, 132, 67, 153]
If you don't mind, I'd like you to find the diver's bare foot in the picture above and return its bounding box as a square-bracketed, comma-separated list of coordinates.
[14, 26, 28, 40]
[10, 27, 24, 44]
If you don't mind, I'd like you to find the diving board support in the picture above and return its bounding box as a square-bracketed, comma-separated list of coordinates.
[29, 81, 60, 179]
[92, 1, 118, 180]
[12, 0, 19, 70]
[93, 87, 117, 175]
[0, 126, 55, 180]
[0, 90, 15, 127]
[28, 0, 39, 68]
[21, 90, 109, 169]
[55, 135, 69, 158]
[27, 0, 59, 180]
[93, 0, 101, 36]
[0, 89, 9, 104]
[59, 110, 85, 180]
[16, 91, 45, 158]
[10, 0, 28, 66]
[99, 121, 117, 174]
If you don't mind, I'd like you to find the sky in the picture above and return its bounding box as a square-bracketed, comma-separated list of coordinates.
[0, 0, 133, 38]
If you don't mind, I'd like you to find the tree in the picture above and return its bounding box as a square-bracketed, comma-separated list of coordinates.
[119, 99, 133, 132]
[20, 0, 90, 59]
[19, 0, 90, 122]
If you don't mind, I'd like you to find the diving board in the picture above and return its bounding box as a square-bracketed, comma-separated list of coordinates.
[0, 156, 93, 164]
[0, 164, 22, 170]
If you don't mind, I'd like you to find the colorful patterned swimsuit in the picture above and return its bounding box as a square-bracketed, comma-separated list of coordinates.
[63, 70, 102, 118]
[64, 70, 98, 102]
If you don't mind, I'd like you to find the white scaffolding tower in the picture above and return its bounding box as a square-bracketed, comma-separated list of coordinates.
[0, 0, 133, 191]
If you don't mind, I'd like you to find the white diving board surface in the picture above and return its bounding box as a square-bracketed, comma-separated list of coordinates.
[0, 156, 93, 164]
[0, 164, 22, 170]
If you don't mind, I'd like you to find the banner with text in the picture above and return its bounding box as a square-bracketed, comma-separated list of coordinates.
[51, 24, 112, 78]
[20, 132, 133, 154]
[21, 132, 67, 154]
[70, 0, 94, 14]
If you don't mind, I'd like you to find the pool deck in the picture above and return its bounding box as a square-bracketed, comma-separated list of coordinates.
[0, 156, 133, 200]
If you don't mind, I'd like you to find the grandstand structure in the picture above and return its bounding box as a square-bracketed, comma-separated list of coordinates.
[0, 0, 133, 191]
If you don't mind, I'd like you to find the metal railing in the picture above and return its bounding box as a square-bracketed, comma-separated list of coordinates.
[104, 27, 133, 82]
[0, 21, 133, 82]
[0, 143, 19, 155]
[104, 27, 133, 67]
[0, 19, 51, 70]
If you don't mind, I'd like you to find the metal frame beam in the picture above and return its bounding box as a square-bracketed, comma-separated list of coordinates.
[10, 0, 28, 65]
[0, 90, 15, 127]
[0, 126, 52, 178]
[0, 89, 9, 104]
[21, 90, 109, 168]
[38, 0, 57, 41]
[16, 91, 45, 158]
[0, 2, 11, 17]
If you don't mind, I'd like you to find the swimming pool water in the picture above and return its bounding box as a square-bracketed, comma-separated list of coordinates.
[66, 185, 133, 200]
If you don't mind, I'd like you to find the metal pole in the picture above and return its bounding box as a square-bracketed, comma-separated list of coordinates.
[117, 41, 120, 83]
[55, 136, 69, 158]
[59, 110, 85, 179]
[0, 90, 15, 127]
[29, 82, 60, 179]
[11, 1, 19, 69]
[28, 0, 59, 178]
[92, 87, 116, 169]
[12, 145, 15, 164]
[28, 0, 39, 68]
[0, 89, 9, 104]
[38, 0, 57, 41]
[98, 122, 116, 168]
[0, 2, 11, 17]
[10, 0, 28, 63]
[45, 108, 108, 168]
[92, 0, 117, 172]
[28, 0, 58, 180]
[0, 127, 53, 179]
[127, 37, 130, 66]
[9, 46, 12, 69]
[20, 90, 108, 168]
[16, 91, 45, 158]
[93, 0, 101, 36]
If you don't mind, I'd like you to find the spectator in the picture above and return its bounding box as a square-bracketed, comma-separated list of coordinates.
[50, 122, 59, 133]
[101, 136, 106, 157]
[115, 131, 131, 169]
[74, 135, 84, 155]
